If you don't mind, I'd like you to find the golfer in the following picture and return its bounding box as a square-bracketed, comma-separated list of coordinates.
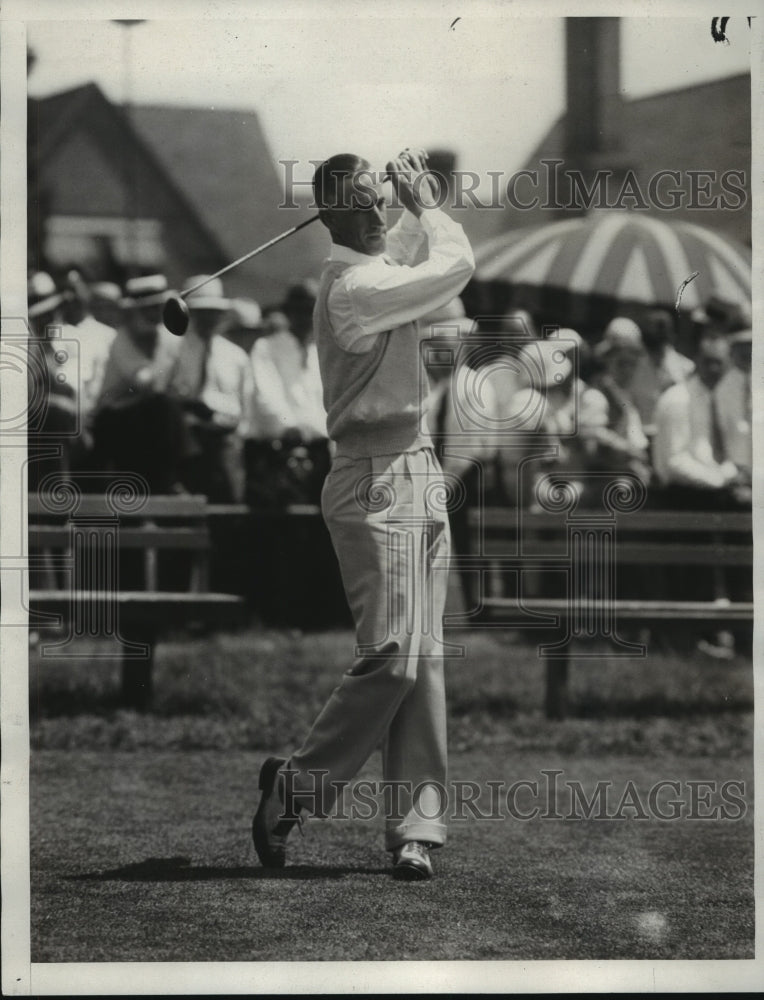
[253, 148, 475, 879]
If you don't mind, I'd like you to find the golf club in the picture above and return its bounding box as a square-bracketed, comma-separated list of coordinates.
[162, 214, 320, 335]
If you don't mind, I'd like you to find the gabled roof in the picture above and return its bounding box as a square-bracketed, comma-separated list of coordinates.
[30, 83, 94, 161]
[31, 83, 327, 302]
[130, 104, 328, 300]
[460, 72, 752, 250]
[32, 83, 228, 264]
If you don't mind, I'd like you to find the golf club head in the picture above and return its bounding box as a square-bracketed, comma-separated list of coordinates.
[163, 295, 190, 336]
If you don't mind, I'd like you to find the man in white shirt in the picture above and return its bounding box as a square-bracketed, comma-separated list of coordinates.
[92, 275, 188, 495]
[248, 282, 326, 442]
[652, 331, 751, 659]
[246, 282, 329, 507]
[580, 318, 651, 496]
[26, 272, 79, 492]
[60, 271, 118, 468]
[169, 276, 254, 503]
[629, 310, 694, 435]
[653, 333, 747, 508]
[253, 148, 474, 881]
[716, 328, 752, 491]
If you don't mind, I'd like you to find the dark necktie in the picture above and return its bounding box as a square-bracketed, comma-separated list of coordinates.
[709, 389, 726, 464]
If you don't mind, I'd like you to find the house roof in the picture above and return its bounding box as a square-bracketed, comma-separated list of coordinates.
[130, 104, 328, 302]
[32, 83, 228, 264]
[460, 72, 752, 251]
[31, 83, 328, 303]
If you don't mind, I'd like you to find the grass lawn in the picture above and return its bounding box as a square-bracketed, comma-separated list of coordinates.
[28, 627, 754, 963]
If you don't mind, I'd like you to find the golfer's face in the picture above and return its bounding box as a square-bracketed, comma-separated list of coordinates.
[330, 174, 387, 256]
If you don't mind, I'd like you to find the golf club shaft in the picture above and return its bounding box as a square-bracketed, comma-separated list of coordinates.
[181, 215, 320, 299]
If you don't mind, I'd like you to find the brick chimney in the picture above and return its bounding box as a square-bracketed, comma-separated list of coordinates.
[564, 18, 624, 167]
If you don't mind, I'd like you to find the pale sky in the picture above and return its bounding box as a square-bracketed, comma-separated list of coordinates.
[25, 9, 752, 186]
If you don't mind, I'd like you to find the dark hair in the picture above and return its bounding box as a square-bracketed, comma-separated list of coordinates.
[313, 154, 370, 210]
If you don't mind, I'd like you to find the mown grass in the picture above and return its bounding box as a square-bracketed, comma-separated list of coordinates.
[30, 626, 754, 757]
[31, 748, 754, 963]
[28, 625, 754, 965]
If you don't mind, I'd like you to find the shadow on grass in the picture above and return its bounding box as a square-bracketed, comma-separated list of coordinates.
[66, 856, 390, 881]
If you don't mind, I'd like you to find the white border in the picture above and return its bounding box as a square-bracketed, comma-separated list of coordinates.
[2, 0, 762, 994]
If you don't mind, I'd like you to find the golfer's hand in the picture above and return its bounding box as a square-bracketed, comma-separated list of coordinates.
[385, 148, 439, 217]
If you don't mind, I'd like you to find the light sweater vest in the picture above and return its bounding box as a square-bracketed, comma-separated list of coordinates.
[315, 259, 433, 457]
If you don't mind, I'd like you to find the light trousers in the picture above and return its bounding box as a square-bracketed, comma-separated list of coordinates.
[287, 447, 451, 850]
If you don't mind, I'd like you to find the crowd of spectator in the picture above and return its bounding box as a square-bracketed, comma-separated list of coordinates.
[421, 293, 752, 658]
[26, 269, 330, 506]
[424, 294, 752, 516]
[27, 268, 752, 518]
[27, 268, 752, 652]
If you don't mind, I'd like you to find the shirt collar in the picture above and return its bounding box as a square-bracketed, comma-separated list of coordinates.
[329, 243, 389, 266]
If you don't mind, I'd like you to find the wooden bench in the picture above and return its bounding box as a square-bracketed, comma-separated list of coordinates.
[141, 499, 751, 720]
[459, 505, 753, 718]
[28, 492, 247, 708]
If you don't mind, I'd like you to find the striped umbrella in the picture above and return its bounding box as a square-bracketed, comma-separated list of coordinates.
[473, 211, 751, 317]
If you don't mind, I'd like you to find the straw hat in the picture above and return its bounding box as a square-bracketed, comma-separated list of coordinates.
[182, 275, 231, 312]
[28, 272, 65, 318]
[120, 274, 170, 309]
[90, 281, 122, 303]
[728, 328, 752, 346]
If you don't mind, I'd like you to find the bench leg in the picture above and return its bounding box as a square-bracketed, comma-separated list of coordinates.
[121, 627, 156, 710]
[545, 656, 569, 720]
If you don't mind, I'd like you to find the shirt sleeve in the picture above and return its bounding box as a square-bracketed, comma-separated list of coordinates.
[247, 338, 297, 438]
[385, 209, 428, 267]
[328, 208, 475, 352]
[653, 385, 737, 489]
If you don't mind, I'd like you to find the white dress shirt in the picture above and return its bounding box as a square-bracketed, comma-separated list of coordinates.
[653, 373, 739, 488]
[326, 209, 474, 353]
[248, 329, 327, 440]
[715, 365, 752, 474]
[67, 314, 118, 421]
[170, 329, 253, 434]
[630, 345, 695, 429]
[97, 326, 181, 408]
